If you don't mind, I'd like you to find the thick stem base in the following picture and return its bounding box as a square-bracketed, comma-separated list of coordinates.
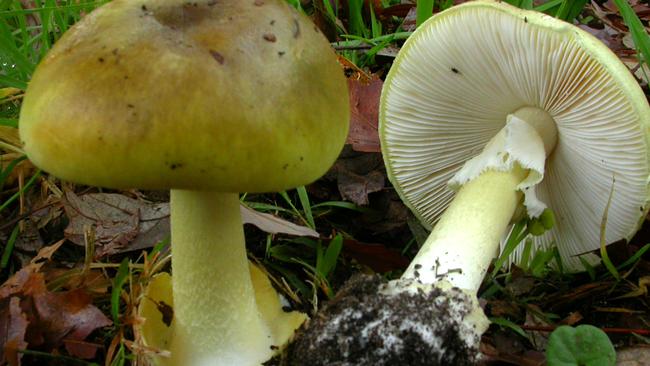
[169, 190, 272, 366]
[402, 167, 527, 292]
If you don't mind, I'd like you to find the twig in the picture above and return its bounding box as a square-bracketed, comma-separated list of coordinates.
[521, 324, 650, 335]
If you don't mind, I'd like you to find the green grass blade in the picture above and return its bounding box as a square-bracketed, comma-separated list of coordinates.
[0, 75, 28, 90]
[111, 258, 130, 324]
[311, 200, 367, 212]
[555, 0, 588, 21]
[146, 237, 170, 262]
[599, 180, 620, 280]
[0, 24, 35, 77]
[243, 201, 293, 215]
[615, 243, 650, 271]
[278, 190, 308, 226]
[0, 169, 41, 214]
[320, 234, 343, 278]
[416, 0, 434, 28]
[534, 0, 563, 13]
[520, 238, 533, 270]
[335, 32, 412, 47]
[520, 0, 533, 10]
[612, 0, 650, 70]
[348, 0, 368, 38]
[490, 317, 531, 341]
[0, 224, 19, 268]
[491, 220, 527, 277]
[369, 2, 381, 39]
[296, 186, 315, 229]
[0, 155, 27, 190]
[0, 118, 18, 127]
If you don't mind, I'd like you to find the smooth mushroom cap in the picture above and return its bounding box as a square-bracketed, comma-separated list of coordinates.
[19, 0, 349, 193]
[379, 0, 650, 270]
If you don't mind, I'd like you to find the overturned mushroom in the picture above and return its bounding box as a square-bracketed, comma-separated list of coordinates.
[285, 1, 650, 364]
[19, 0, 349, 365]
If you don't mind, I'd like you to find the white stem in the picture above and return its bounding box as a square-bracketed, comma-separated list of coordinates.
[401, 167, 527, 292]
[402, 107, 558, 293]
[169, 190, 272, 366]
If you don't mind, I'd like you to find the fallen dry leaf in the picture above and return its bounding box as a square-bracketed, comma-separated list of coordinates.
[617, 347, 650, 366]
[0, 241, 110, 361]
[341, 239, 409, 272]
[14, 219, 44, 258]
[240, 204, 319, 238]
[483, 330, 546, 366]
[330, 148, 386, 206]
[346, 76, 383, 153]
[337, 169, 385, 205]
[63, 191, 169, 256]
[0, 298, 28, 366]
[64, 192, 321, 256]
[0, 241, 64, 299]
[22, 275, 111, 358]
[524, 304, 553, 351]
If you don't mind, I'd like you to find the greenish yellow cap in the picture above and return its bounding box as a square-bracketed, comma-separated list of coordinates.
[20, 0, 349, 193]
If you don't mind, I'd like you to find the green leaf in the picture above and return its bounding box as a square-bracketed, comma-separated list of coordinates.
[416, 0, 434, 27]
[1, 224, 19, 268]
[320, 234, 343, 278]
[611, 0, 650, 73]
[296, 186, 314, 229]
[0, 155, 27, 191]
[492, 220, 527, 277]
[546, 325, 616, 366]
[111, 258, 130, 324]
[0, 118, 18, 128]
[490, 317, 531, 341]
[0, 169, 41, 214]
[146, 237, 170, 262]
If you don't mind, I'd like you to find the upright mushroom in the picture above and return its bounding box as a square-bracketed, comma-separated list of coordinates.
[286, 1, 650, 364]
[18, 1, 349, 365]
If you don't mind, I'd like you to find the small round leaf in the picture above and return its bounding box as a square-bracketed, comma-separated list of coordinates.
[546, 325, 616, 366]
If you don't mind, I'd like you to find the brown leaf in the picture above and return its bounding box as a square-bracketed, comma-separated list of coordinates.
[329, 147, 386, 206]
[63, 339, 104, 360]
[240, 205, 319, 238]
[63, 191, 169, 256]
[0, 243, 110, 360]
[14, 219, 44, 257]
[346, 76, 383, 153]
[22, 273, 112, 357]
[524, 304, 552, 351]
[617, 347, 650, 365]
[483, 330, 545, 366]
[337, 169, 384, 205]
[342, 239, 409, 272]
[0, 241, 63, 299]
[0, 297, 28, 366]
[577, 24, 626, 54]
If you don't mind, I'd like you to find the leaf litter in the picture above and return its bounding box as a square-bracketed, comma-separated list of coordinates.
[0, 241, 111, 364]
[1, 1, 650, 365]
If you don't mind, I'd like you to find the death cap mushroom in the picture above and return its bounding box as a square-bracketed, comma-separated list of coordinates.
[18, 1, 350, 365]
[380, 0, 650, 271]
[19, 0, 349, 193]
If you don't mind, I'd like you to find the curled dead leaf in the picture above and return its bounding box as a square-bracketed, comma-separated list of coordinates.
[0, 243, 111, 360]
[240, 204, 319, 238]
[63, 191, 169, 256]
